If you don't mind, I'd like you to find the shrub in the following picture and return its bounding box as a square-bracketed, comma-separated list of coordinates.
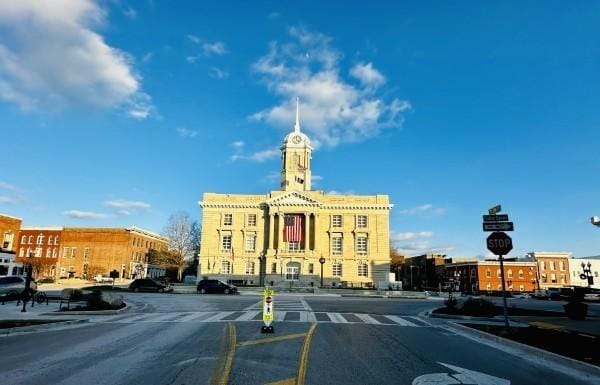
[460, 298, 497, 317]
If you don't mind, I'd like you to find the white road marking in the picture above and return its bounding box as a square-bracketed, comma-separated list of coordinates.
[235, 310, 261, 321]
[275, 311, 287, 321]
[354, 313, 382, 324]
[385, 315, 419, 327]
[203, 311, 234, 322]
[327, 312, 348, 323]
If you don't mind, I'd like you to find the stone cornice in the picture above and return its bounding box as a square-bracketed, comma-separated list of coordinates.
[200, 202, 263, 209]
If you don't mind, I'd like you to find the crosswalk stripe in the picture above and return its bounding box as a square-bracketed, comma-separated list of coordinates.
[236, 310, 261, 321]
[275, 311, 287, 321]
[175, 312, 213, 322]
[139, 313, 182, 322]
[116, 313, 157, 323]
[306, 311, 317, 323]
[354, 313, 382, 324]
[405, 316, 433, 327]
[384, 315, 419, 327]
[204, 312, 234, 322]
[327, 312, 348, 323]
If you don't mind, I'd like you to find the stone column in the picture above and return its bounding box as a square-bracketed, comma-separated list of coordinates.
[268, 213, 275, 252]
[304, 212, 310, 251]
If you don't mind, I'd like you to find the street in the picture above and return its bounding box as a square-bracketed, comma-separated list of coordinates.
[1, 293, 598, 385]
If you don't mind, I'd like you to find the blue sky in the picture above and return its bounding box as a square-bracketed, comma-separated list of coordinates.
[0, 1, 599, 257]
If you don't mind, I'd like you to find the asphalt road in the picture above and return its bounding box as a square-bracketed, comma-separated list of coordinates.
[1, 293, 598, 385]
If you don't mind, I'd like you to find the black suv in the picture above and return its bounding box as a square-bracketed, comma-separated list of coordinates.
[197, 279, 238, 294]
[129, 278, 172, 293]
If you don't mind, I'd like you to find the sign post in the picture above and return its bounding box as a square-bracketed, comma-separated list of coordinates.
[261, 288, 275, 333]
[486, 231, 513, 329]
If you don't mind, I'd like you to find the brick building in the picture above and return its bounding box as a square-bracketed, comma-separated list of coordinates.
[443, 260, 538, 294]
[402, 254, 447, 290]
[0, 213, 22, 252]
[16, 227, 62, 278]
[526, 252, 571, 289]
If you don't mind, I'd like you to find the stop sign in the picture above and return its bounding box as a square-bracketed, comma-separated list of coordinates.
[487, 232, 513, 255]
[265, 296, 272, 304]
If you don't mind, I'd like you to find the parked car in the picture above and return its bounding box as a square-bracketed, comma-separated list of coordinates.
[129, 278, 172, 293]
[0, 276, 37, 297]
[94, 274, 114, 283]
[513, 293, 531, 299]
[196, 279, 238, 294]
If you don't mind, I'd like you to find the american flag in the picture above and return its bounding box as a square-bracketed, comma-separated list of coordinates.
[284, 215, 303, 242]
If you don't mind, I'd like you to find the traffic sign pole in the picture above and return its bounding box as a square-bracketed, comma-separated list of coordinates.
[498, 254, 509, 329]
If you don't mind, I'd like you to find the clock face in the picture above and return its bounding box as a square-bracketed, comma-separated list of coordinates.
[292, 135, 302, 144]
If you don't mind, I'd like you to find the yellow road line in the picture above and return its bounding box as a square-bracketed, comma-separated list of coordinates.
[296, 323, 317, 385]
[264, 378, 296, 385]
[210, 323, 237, 385]
[237, 332, 307, 347]
[530, 321, 562, 330]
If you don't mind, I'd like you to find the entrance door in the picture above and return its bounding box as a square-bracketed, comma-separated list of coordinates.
[285, 262, 300, 281]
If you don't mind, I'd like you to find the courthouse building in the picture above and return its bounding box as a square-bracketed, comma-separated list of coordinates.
[198, 101, 393, 288]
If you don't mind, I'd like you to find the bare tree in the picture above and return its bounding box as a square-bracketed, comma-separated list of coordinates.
[163, 211, 195, 280]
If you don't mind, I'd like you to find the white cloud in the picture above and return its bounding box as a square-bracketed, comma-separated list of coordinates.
[0, 0, 153, 118]
[250, 25, 411, 147]
[311, 175, 323, 185]
[231, 148, 279, 162]
[202, 41, 227, 56]
[63, 210, 108, 219]
[232, 140, 245, 148]
[350, 62, 385, 89]
[186, 56, 199, 64]
[391, 230, 453, 256]
[326, 190, 355, 195]
[0, 196, 15, 204]
[210, 67, 230, 79]
[176, 127, 198, 138]
[0, 181, 23, 203]
[141, 52, 154, 63]
[123, 6, 137, 19]
[104, 200, 151, 211]
[187, 34, 201, 44]
[397, 204, 446, 216]
[391, 231, 434, 241]
[0, 181, 17, 191]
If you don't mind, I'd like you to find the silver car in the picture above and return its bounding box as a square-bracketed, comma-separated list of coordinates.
[0, 276, 37, 297]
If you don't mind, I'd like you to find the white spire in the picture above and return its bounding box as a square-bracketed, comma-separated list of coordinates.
[294, 96, 300, 133]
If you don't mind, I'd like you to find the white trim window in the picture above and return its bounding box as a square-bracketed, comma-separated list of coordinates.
[52, 248, 57, 258]
[46, 248, 51, 258]
[19, 248, 24, 257]
[518, 269, 524, 278]
[83, 248, 90, 259]
[540, 261, 546, 271]
[221, 235, 232, 251]
[245, 261, 255, 275]
[507, 269, 513, 278]
[331, 236, 342, 256]
[247, 214, 257, 227]
[28, 235, 33, 244]
[245, 234, 256, 252]
[35, 247, 42, 257]
[21, 235, 27, 244]
[559, 261, 565, 271]
[519, 285, 525, 292]
[357, 263, 368, 277]
[47, 236, 53, 245]
[63, 247, 70, 258]
[356, 215, 367, 228]
[71, 247, 77, 258]
[550, 261, 555, 271]
[223, 213, 233, 226]
[37, 234, 44, 245]
[332, 263, 342, 277]
[486, 283, 492, 291]
[496, 269, 501, 278]
[331, 215, 342, 228]
[54, 236, 59, 245]
[356, 236, 368, 256]
[221, 261, 232, 274]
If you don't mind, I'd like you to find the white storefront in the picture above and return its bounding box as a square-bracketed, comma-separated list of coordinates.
[569, 257, 600, 290]
[0, 251, 24, 276]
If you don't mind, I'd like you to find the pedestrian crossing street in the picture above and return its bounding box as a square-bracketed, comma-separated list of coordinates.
[88, 310, 433, 327]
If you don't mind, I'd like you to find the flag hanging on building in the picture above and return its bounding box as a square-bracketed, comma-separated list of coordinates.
[284, 215, 302, 242]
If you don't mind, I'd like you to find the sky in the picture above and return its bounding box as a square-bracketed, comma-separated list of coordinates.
[0, 1, 599, 258]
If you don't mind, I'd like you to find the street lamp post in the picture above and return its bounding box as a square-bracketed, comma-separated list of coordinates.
[319, 257, 325, 288]
[21, 252, 34, 313]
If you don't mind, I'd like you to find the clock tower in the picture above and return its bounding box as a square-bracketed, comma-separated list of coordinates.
[280, 97, 313, 191]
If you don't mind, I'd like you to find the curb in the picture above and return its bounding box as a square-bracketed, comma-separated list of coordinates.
[0, 319, 88, 337]
[444, 321, 600, 381]
[40, 301, 129, 316]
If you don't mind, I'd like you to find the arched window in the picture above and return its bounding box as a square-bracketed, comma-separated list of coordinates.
[507, 269, 513, 278]
[36, 234, 44, 245]
[518, 269, 524, 278]
[28, 235, 33, 244]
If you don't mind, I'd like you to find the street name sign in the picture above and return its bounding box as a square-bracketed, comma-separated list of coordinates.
[486, 232, 513, 255]
[488, 205, 501, 215]
[483, 214, 509, 222]
[483, 222, 514, 231]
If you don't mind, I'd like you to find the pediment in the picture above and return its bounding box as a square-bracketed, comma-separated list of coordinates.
[266, 191, 322, 207]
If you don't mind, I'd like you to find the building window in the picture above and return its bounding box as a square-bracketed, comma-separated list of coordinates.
[486, 283, 492, 291]
[71, 247, 77, 258]
[332, 263, 342, 277]
[52, 248, 57, 258]
[63, 247, 70, 258]
[470, 269, 476, 277]
[486, 269, 491, 278]
[356, 236, 368, 256]
[36, 234, 44, 245]
[540, 261, 545, 271]
[357, 215, 367, 228]
[507, 269, 513, 278]
[19, 248, 24, 257]
[550, 261, 555, 271]
[245, 235, 256, 252]
[285, 262, 300, 281]
[518, 269, 524, 278]
[223, 213, 233, 226]
[46, 249, 51, 258]
[54, 236, 59, 245]
[519, 285, 525, 292]
[560, 273, 566, 284]
[35, 247, 42, 257]
[221, 261, 232, 274]
[331, 215, 342, 228]
[271, 262, 277, 274]
[28, 235, 33, 244]
[541, 273, 547, 283]
[308, 263, 314, 274]
[357, 263, 368, 277]
[83, 248, 89, 259]
[331, 237, 342, 256]
[551, 273, 557, 283]
[247, 214, 257, 227]
[47, 236, 53, 245]
[26, 247, 31, 257]
[245, 262, 255, 275]
[559, 261, 565, 271]
[497, 269, 501, 278]
[221, 235, 232, 251]
[21, 235, 27, 244]
[288, 242, 301, 252]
